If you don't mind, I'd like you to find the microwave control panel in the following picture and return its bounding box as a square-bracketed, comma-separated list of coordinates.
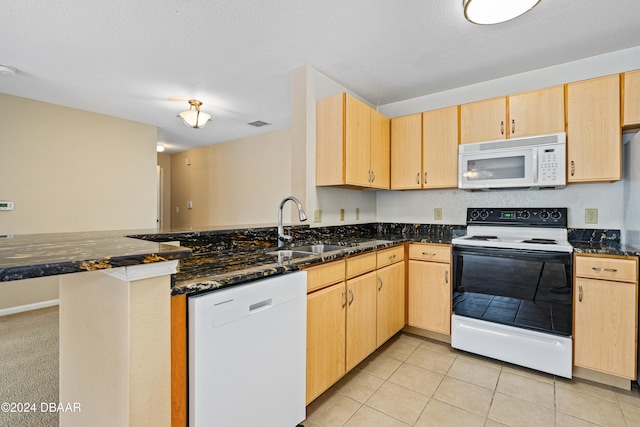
[538, 146, 564, 184]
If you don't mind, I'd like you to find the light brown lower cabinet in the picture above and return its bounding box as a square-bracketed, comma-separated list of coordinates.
[304, 245, 406, 404]
[574, 255, 638, 379]
[407, 243, 452, 335]
[306, 279, 347, 404]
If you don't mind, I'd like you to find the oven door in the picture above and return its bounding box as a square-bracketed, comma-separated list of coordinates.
[452, 245, 572, 336]
[451, 244, 573, 378]
[458, 147, 535, 190]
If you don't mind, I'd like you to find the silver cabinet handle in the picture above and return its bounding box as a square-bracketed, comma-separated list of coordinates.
[348, 288, 354, 305]
[342, 290, 347, 307]
[416, 172, 420, 184]
[579, 285, 583, 302]
[511, 119, 515, 134]
[389, 254, 396, 261]
[378, 276, 383, 291]
[424, 172, 427, 184]
[371, 170, 375, 182]
[570, 161, 575, 176]
[422, 252, 436, 257]
[368, 170, 373, 183]
[445, 269, 449, 284]
[592, 267, 618, 273]
[500, 120, 504, 135]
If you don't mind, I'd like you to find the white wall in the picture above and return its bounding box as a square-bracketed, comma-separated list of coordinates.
[170, 129, 295, 228]
[0, 93, 158, 234]
[376, 47, 640, 229]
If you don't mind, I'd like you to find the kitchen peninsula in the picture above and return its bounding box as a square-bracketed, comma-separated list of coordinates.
[2, 224, 639, 427]
[0, 231, 191, 427]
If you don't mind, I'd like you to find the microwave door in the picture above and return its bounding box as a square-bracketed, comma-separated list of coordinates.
[459, 148, 534, 189]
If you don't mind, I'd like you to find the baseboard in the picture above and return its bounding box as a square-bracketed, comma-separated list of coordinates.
[0, 299, 60, 316]
[572, 366, 632, 390]
[402, 325, 451, 344]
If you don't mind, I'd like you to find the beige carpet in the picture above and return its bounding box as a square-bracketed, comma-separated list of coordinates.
[0, 306, 59, 427]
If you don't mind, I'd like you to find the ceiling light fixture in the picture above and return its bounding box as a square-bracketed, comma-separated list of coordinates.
[463, 0, 541, 25]
[157, 144, 165, 152]
[178, 99, 211, 129]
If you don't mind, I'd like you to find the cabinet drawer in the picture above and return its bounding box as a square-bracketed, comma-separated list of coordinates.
[408, 244, 450, 263]
[305, 259, 346, 293]
[346, 252, 377, 279]
[377, 245, 404, 268]
[575, 256, 638, 283]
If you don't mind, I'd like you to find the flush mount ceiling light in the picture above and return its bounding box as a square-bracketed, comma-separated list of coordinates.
[157, 143, 165, 152]
[178, 99, 211, 129]
[464, 0, 541, 25]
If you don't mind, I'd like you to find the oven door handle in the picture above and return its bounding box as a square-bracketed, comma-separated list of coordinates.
[452, 245, 572, 261]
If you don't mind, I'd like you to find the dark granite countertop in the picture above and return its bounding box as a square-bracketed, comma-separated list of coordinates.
[3, 224, 637, 297]
[0, 230, 192, 282]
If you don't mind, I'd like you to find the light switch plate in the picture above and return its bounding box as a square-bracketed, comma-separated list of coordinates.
[585, 208, 598, 224]
[434, 208, 443, 221]
[339, 209, 345, 221]
[313, 209, 322, 223]
[355, 208, 360, 220]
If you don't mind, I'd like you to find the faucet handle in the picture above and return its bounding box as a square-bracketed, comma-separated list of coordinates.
[279, 235, 293, 242]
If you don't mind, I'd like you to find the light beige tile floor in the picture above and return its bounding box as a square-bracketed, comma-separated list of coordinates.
[304, 332, 640, 427]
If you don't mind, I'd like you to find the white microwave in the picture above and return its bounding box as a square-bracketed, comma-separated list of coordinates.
[458, 132, 566, 191]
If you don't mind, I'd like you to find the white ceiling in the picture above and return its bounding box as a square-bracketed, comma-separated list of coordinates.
[2, 1, 640, 154]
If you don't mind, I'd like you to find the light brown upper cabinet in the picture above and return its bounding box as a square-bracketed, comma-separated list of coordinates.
[623, 69, 640, 129]
[390, 106, 458, 190]
[390, 113, 422, 189]
[460, 86, 565, 144]
[316, 93, 390, 189]
[567, 74, 621, 183]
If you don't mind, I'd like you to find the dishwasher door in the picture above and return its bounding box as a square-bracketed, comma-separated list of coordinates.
[188, 271, 307, 427]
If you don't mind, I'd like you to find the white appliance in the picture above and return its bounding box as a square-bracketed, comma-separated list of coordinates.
[451, 208, 573, 378]
[188, 271, 307, 427]
[458, 132, 566, 190]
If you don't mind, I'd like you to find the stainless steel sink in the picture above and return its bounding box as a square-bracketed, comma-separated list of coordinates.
[291, 244, 346, 253]
[266, 249, 315, 259]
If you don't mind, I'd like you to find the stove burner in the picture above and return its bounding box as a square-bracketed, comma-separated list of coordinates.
[521, 238, 557, 244]
[465, 235, 499, 241]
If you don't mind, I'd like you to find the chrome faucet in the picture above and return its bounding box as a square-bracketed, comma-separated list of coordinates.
[277, 196, 307, 247]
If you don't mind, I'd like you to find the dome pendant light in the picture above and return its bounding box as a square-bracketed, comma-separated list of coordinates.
[464, 0, 541, 25]
[179, 99, 211, 129]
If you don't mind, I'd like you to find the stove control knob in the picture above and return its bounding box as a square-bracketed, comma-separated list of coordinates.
[470, 210, 480, 219]
[551, 211, 562, 220]
[520, 211, 530, 219]
[479, 210, 489, 219]
[540, 211, 550, 220]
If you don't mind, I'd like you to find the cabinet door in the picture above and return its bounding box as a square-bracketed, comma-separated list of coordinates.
[460, 97, 507, 144]
[567, 74, 621, 182]
[408, 260, 451, 334]
[306, 282, 346, 404]
[391, 113, 422, 190]
[623, 70, 640, 127]
[508, 85, 565, 138]
[376, 261, 406, 347]
[370, 108, 390, 189]
[423, 106, 459, 189]
[316, 93, 345, 186]
[574, 278, 637, 379]
[345, 272, 377, 371]
[345, 94, 372, 187]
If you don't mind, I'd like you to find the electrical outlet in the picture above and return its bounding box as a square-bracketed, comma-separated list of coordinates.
[339, 209, 345, 221]
[175, 206, 180, 214]
[187, 201, 193, 209]
[585, 208, 598, 224]
[313, 209, 322, 223]
[355, 208, 360, 220]
[434, 208, 443, 221]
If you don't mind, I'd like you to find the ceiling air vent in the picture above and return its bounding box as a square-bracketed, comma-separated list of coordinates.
[247, 120, 271, 127]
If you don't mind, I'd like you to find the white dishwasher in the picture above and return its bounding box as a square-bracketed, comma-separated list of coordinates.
[188, 271, 307, 427]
